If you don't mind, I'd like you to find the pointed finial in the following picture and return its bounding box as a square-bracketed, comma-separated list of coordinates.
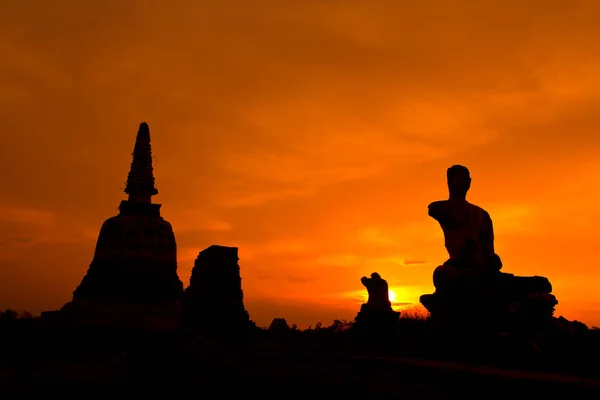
[124, 122, 158, 203]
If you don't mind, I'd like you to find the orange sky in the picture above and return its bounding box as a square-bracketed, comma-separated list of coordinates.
[1, 0, 600, 329]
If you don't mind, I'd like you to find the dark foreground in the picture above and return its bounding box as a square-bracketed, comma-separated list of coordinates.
[3, 343, 600, 399]
[2, 319, 600, 399]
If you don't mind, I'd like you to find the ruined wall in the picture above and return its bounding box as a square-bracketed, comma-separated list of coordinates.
[183, 245, 252, 333]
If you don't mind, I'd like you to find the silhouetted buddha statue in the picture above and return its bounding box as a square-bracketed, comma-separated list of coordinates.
[361, 273, 392, 311]
[428, 165, 503, 293]
[421, 165, 557, 332]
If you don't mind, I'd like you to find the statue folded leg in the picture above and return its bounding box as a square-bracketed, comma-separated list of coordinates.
[432, 262, 498, 296]
[434, 263, 552, 297]
[496, 274, 552, 296]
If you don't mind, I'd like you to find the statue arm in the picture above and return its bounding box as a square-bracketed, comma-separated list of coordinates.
[428, 201, 448, 222]
[482, 211, 495, 254]
[429, 201, 460, 229]
[481, 211, 502, 270]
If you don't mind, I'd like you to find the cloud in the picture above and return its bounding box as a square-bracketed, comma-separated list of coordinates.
[0, 204, 87, 263]
[485, 204, 541, 235]
[217, 187, 315, 208]
[316, 254, 361, 267]
[392, 302, 413, 307]
[172, 211, 233, 233]
[0, 204, 55, 227]
[177, 247, 202, 264]
[403, 260, 428, 266]
[355, 228, 395, 246]
[258, 240, 313, 256]
[364, 256, 433, 270]
[286, 276, 318, 284]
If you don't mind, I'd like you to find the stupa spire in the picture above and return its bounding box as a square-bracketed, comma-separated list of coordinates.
[124, 122, 158, 203]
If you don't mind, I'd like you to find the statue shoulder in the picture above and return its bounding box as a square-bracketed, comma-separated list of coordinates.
[428, 200, 448, 208]
[468, 203, 493, 224]
[428, 200, 448, 216]
[473, 204, 491, 218]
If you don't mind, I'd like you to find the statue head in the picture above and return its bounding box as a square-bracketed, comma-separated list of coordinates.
[371, 272, 381, 280]
[447, 165, 471, 198]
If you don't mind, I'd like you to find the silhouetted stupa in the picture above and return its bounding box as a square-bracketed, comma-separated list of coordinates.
[60, 122, 184, 330]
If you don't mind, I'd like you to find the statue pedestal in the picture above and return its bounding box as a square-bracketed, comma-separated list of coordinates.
[423, 264, 559, 335]
[353, 305, 400, 338]
[420, 291, 558, 334]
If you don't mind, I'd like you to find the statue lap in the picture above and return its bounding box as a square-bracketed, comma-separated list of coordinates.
[433, 261, 552, 298]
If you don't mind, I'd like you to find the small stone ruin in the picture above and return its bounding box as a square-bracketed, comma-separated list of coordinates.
[353, 272, 400, 337]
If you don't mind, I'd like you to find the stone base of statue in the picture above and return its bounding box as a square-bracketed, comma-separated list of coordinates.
[353, 304, 400, 339]
[529, 316, 590, 357]
[56, 298, 183, 331]
[421, 268, 558, 334]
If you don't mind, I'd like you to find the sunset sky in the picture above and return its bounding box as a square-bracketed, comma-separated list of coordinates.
[1, 0, 600, 328]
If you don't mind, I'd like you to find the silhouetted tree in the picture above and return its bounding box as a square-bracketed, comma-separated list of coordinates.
[0, 309, 18, 324]
[330, 319, 353, 332]
[20, 311, 33, 319]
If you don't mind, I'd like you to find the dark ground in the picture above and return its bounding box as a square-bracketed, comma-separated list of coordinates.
[3, 349, 600, 399]
[1, 314, 600, 399]
[1, 326, 600, 399]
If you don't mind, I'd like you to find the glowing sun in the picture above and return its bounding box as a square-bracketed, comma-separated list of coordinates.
[388, 289, 397, 303]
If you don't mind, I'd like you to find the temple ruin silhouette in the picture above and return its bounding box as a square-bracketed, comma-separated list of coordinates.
[51, 122, 253, 331]
[41, 123, 581, 339]
[183, 245, 253, 333]
[70, 122, 184, 303]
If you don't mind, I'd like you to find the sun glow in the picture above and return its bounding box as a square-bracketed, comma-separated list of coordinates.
[388, 289, 397, 303]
